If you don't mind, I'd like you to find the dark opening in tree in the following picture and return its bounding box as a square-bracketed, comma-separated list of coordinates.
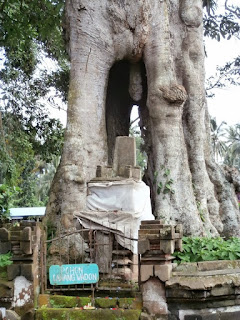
[46, 0, 240, 238]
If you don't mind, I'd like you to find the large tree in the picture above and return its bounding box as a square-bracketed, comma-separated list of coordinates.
[45, 0, 240, 237]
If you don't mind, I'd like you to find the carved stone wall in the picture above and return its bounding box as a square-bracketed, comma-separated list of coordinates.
[0, 221, 41, 319]
[138, 221, 240, 320]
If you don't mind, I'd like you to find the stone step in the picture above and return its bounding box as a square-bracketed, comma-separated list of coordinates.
[36, 308, 141, 320]
[38, 294, 142, 310]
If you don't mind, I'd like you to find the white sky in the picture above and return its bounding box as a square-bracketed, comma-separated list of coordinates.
[204, 0, 240, 126]
[205, 37, 240, 126]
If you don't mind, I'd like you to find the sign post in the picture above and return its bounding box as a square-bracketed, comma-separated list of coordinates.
[49, 263, 99, 286]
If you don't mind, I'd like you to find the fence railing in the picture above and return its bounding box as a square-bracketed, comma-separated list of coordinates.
[40, 220, 139, 294]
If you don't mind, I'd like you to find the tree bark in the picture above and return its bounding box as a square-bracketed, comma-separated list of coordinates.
[46, 0, 240, 237]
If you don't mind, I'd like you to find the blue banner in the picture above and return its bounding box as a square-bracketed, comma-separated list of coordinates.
[49, 264, 99, 285]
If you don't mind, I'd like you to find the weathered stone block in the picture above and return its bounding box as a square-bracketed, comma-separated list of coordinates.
[10, 231, 21, 241]
[206, 300, 235, 308]
[0, 228, 9, 241]
[155, 264, 172, 282]
[0, 280, 13, 298]
[138, 239, 150, 255]
[159, 226, 175, 240]
[197, 260, 234, 272]
[175, 224, 183, 237]
[139, 233, 160, 240]
[142, 278, 168, 316]
[211, 286, 234, 296]
[175, 239, 183, 251]
[173, 262, 198, 273]
[234, 298, 240, 306]
[21, 309, 34, 320]
[102, 166, 113, 178]
[7, 264, 20, 281]
[124, 165, 133, 178]
[20, 240, 32, 255]
[139, 229, 160, 236]
[21, 264, 33, 281]
[160, 240, 175, 254]
[141, 265, 153, 282]
[113, 136, 136, 175]
[132, 167, 141, 180]
[21, 227, 32, 241]
[5, 310, 20, 320]
[166, 288, 193, 299]
[191, 290, 209, 299]
[235, 287, 240, 295]
[112, 266, 132, 280]
[0, 241, 11, 254]
[220, 311, 240, 320]
[140, 312, 152, 320]
[38, 294, 49, 307]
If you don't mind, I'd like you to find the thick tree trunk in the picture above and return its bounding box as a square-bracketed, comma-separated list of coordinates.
[46, 0, 240, 237]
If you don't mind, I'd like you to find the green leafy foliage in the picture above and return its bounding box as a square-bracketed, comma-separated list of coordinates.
[0, 0, 66, 74]
[0, 112, 63, 207]
[0, 0, 67, 206]
[154, 167, 175, 196]
[0, 252, 13, 268]
[0, 184, 20, 221]
[174, 237, 240, 264]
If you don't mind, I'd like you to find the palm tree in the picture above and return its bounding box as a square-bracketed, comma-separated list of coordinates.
[210, 117, 227, 163]
[224, 124, 240, 170]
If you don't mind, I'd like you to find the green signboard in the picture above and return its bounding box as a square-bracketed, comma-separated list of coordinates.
[49, 264, 99, 285]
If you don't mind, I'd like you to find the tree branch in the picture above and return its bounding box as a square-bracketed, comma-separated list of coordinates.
[225, 0, 240, 19]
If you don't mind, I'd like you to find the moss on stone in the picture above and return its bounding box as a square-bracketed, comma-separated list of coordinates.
[95, 297, 118, 308]
[0, 267, 7, 280]
[36, 308, 69, 320]
[50, 295, 78, 308]
[118, 298, 135, 309]
[0, 280, 12, 298]
[69, 309, 141, 320]
[38, 294, 49, 307]
[79, 297, 91, 307]
[14, 302, 34, 317]
[36, 308, 141, 320]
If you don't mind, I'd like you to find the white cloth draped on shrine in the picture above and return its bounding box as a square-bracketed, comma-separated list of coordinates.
[74, 180, 154, 254]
